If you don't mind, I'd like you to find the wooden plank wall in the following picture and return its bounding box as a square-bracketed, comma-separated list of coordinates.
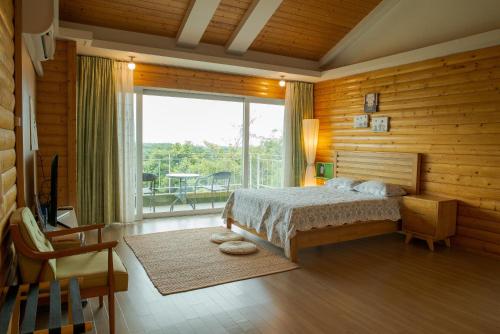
[0, 0, 18, 286]
[134, 63, 285, 99]
[36, 40, 77, 209]
[314, 45, 500, 257]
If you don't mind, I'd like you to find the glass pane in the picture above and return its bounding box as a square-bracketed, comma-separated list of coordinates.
[142, 95, 243, 214]
[249, 102, 285, 189]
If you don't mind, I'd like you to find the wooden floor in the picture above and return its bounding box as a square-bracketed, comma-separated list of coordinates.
[67, 215, 500, 333]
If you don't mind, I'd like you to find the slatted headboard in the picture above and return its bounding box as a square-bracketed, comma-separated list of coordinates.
[333, 151, 421, 195]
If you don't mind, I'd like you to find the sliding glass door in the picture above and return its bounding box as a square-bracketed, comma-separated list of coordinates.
[248, 102, 284, 189]
[136, 89, 284, 217]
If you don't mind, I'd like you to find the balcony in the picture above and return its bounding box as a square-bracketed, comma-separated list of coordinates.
[142, 153, 283, 214]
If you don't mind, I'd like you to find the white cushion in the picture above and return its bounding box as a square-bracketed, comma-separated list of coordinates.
[219, 241, 258, 255]
[354, 180, 407, 197]
[325, 177, 360, 190]
[210, 232, 244, 244]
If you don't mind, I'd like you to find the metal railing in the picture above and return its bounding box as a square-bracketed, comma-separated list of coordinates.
[142, 153, 283, 193]
[249, 154, 283, 189]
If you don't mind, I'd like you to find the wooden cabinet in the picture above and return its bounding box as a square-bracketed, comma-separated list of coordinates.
[315, 177, 327, 186]
[401, 195, 457, 251]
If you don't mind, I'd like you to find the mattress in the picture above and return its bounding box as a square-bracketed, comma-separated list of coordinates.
[222, 186, 401, 256]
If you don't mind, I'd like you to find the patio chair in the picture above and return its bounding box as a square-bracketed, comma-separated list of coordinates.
[10, 207, 128, 334]
[143, 172, 158, 213]
[193, 171, 232, 209]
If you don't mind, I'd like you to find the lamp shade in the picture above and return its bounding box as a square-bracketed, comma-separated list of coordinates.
[303, 119, 319, 186]
[303, 119, 319, 164]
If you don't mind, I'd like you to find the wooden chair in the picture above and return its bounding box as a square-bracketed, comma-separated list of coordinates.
[142, 173, 158, 213]
[0, 278, 93, 334]
[9, 208, 128, 334]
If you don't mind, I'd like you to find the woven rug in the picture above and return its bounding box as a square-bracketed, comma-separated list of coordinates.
[124, 227, 299, 295]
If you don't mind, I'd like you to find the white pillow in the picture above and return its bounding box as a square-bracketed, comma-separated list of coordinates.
[353, 180, 406, 197]
[325, 177, 360, 190]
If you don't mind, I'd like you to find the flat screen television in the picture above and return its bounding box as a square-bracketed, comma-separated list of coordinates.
[47, 155, 58, 226]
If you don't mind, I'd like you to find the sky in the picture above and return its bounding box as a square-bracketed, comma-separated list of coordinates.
[142, 95, 284, 146]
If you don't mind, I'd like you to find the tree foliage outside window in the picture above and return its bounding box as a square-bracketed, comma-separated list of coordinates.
[143, 136, 283, 193]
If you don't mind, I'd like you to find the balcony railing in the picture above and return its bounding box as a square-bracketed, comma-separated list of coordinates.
[248, 154, 283, 189]
[142, 153, 283, 212]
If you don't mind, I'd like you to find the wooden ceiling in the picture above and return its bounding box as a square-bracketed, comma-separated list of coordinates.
[59, 0, 382, 61]
[201, 0, 253, 46]
[251, 0, 382, 60]
[59, 0, 192, 38]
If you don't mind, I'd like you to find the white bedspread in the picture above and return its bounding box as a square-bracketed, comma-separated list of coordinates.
[222, 186, 401, 256]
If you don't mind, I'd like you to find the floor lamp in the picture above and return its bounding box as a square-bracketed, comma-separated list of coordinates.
[303, 119, 319, 186]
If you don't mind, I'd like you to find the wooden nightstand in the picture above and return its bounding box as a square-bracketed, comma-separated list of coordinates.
[315, 177, 328, 186]
[401, 194, 457, 251]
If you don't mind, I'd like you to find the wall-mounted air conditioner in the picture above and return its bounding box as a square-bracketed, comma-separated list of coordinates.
[23, 0, 59, 76]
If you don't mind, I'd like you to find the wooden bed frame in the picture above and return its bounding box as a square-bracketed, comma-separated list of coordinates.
[226, 151, 421, 262]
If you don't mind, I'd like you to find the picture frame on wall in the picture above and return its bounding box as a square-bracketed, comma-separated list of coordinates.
[353, 115, 369, 128]
[372, 116, 389, 132]
[364, 92, 378, 112]
[315, 162, 333, 179]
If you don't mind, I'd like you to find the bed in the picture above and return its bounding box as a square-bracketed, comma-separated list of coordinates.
[223, 151, 421, 262]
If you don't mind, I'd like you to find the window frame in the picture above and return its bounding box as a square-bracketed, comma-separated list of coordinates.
[135, 87, 285, 219]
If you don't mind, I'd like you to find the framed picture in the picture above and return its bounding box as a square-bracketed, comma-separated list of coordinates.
[364, 92, 378, 112]
[353, 114, 369, 128]
[315, 162, 333, 179]
[372, 116, 389, 132]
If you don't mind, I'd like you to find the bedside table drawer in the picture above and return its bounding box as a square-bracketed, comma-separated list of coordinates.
[403, 211, 436, 235]
[402, 199, 437, 218]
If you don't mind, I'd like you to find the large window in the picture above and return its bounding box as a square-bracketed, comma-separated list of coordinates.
[249, 102, 284, 189]
[137, 90, 284, 216]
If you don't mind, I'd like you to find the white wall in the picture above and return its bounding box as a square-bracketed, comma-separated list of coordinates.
[21, 38, 37, 208]
[327, 0, 500, 67]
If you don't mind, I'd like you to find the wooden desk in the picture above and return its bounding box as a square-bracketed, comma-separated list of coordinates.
[57, 207, 78, 228]
[44, 208, 84, 249]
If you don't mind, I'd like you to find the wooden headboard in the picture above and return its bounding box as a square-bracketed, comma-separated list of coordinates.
[333, 151, 421, 194]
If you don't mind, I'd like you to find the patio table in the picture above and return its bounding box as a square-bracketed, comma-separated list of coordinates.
[166, 173, 200, 211]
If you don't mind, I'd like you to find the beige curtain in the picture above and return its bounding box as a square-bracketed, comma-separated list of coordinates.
[283, 82, 314, 187]
[77, 56, 118, 225]
[114, 61, 136, 223]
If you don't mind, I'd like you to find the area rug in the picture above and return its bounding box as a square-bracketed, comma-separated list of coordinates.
[124, 227, 299, 295]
